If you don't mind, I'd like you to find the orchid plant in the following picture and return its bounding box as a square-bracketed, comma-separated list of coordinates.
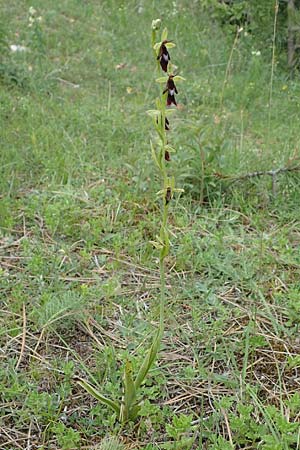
[76, 20, 184, 424]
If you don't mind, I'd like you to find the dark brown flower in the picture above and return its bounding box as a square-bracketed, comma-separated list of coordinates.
[163, 75, 178, 106]
[157, 40, 171, 72]
[165, 187, 172, 204]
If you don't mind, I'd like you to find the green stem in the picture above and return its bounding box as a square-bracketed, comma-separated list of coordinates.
[159, 255, 165, 336]
[134, 26, 170, 402]
[152, 30, 156, 57]
[157, 99, 169, 340]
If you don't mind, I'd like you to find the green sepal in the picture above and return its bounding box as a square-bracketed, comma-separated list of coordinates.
[173, 75, 186, 82]
[156, 76, 168, 83]
[149, 239, 164, 250]
[150, 234, 165, 250]
[165, 42, 176, 49]
[165, 145, 176, 153]
[173, 188, 184, 194]
[163, 176, 175, 190]
[153, 42, 161, 51]
[146, 109, 160, 117]
[161, 27, 168, 41]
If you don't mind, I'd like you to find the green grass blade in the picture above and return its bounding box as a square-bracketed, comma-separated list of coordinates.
[246, 384, 281, 444]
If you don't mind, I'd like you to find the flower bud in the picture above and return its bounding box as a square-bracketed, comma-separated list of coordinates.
[152, 19, 161, 31]
[29, 6, 37, 16]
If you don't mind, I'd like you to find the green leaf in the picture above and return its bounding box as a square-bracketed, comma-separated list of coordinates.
[129, 402, 141, 421]
[120, 360, 137, 423]
[75, 377, 120, 415]
[134, 329, 162, 391]
[161, 27, 168, 41]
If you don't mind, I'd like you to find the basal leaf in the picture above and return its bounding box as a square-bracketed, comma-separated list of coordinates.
[75, 377, 120, 416]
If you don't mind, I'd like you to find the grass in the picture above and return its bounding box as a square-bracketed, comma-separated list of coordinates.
[1, 0, 300, 448]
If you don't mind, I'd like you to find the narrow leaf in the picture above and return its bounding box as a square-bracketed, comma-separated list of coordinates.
[124, 361, 136, 405]
[134, 330, 162, 391]
[75, 377, 120, 415]
[120, 360, 137, 423]
[129, 402, 141, 421]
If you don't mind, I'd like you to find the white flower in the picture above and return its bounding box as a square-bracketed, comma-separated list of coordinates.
[29, 6, 37, 15]
[10, 44, 27, 52]
[29, 6, 36, 15]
